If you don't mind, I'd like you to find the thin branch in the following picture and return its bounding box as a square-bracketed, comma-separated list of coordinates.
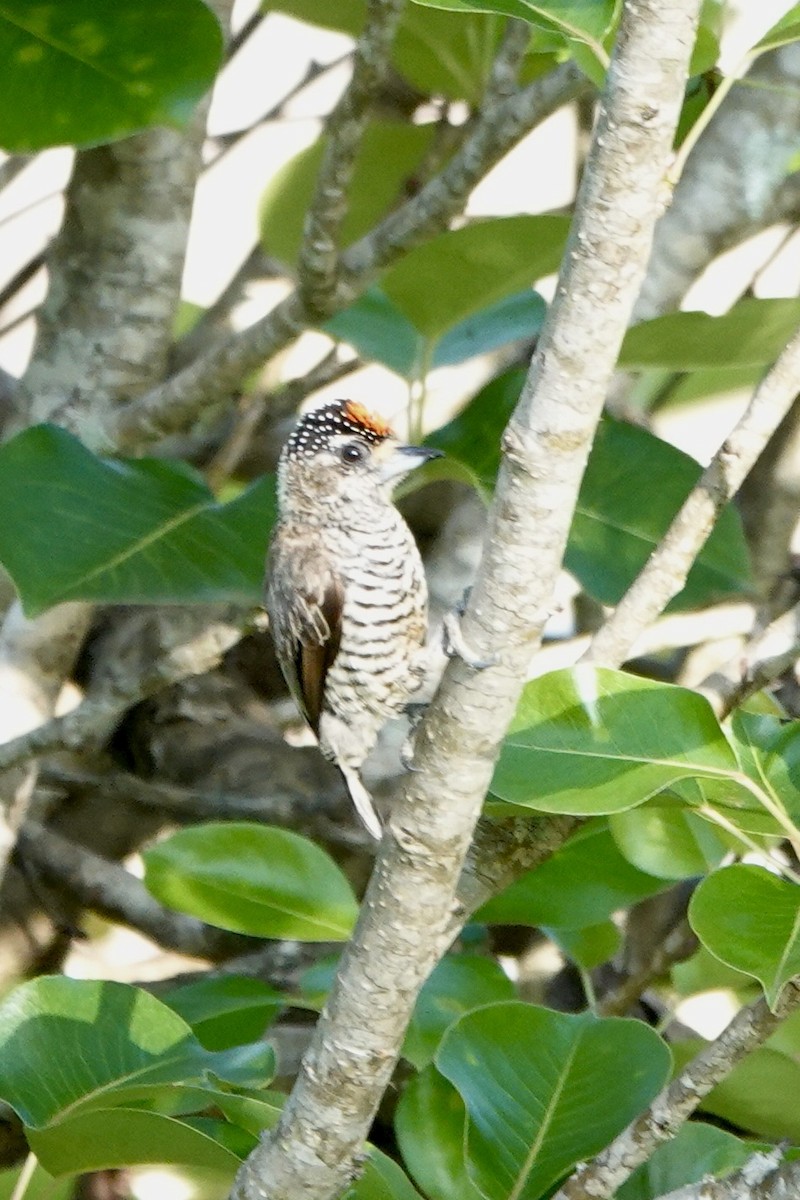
[652, 1144, 792, 1200]
[0, 616, 242, 776]
[297, 0, 406, 315]
[109, 60, 586, 451]
[16, 822, 251, 959]
[231, 4, 701, 1199]
[587, 322, 800, 668]
[701, 601, 800, 718]
[597, 918, 698, 1018]
[552, 981, 800, 1200]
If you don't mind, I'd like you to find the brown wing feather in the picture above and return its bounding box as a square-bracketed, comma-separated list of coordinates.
[264, 527, 344, 736]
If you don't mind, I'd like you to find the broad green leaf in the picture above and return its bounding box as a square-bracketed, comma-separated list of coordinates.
[326, 288, 545, 380]
[213, 1090, 284, 1137]
[381, 215, 569, 338]
[0, 425, 274, 615]
[0, 977, 273, 1130]
[0, 0, 222, 152]
[396, 1067, 483, 1200]
[403, 954, 516, 1068]
[545, 920, 621, 969]
[260, 122, 435, 266]
[619, 299, 800, 370]
[427, 380, 752, 606]
[609, 805, 727, 880]
[754, 4, 800, 53]
[728, 710, 800, 826]
[349, 1150, 425, 1200]
[689, 865, 800, 1009]
[264, 1, 508, 101]
[477, 821, 666, 927]
[568, 419, 753, 609]
[29, 1108, 240, 1177]
[0, 1164, 72, 1200]
[617, 1124, 765, 1200]
[490, 667, 739, 815]
[672, 944, 758, 998]
[162, 976, 287, 1051]
[144, 822, 359, 941]
[673, 1039, 800, 1141]
[436, 1003, 670, 1200]
[410, 0, 616, 77]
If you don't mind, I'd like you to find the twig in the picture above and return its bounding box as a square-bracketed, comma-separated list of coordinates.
[16, 822, 252, 960]
[652, 1144, 793, 1200]
[587, 322, 800, 669]
[597, 919, 698, 1017]
[0, 616, 242, 777]
[700, 601, 800, 718]
[231, 5, 700, 1199]
[552, 980, 800, 1200]
[109, 60, 586, 451]
[297, 0, 406, 316]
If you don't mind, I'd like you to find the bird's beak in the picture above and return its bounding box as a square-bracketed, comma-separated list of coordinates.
[378, 444, 443, 484]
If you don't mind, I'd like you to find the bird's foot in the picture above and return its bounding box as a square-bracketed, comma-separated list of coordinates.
[442, 590, 497, 670]
[401, 702, 428, 772]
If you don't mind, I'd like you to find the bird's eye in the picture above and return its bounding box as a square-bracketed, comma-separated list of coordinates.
[340, 441, 366, 465]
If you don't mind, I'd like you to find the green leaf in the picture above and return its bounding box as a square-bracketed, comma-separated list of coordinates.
[410, 0, 615, 77]
[619, 298, 800, 370]
[432, 290, 546, 367]
[403, 955, 516, 1069]
[396, 1067, 483, 1200]
[0, 977, 273, 1131]
[381, 215, 569, 338]
[728, 710, 800, 827]
[264, 1, 508, 101]
[29, 1108, 240, 1177]
[609, 805, 727, 880]
[0, 1162, 72, 1200]
[689, 864, 800, 1010]
[0, 0, 222, 152]
[260, 121, 435, 266]
[162, 976, 287, 1051]
[426, 382, 752, 606]
[672, 1039, 800, 1141]
[349, 1150, 425, 1200]
[546, 921, 621, 970]
[0, 425, 274, 615]
[143, 822, 359, 941]
[754, 4, 800, 53]
[490, 667, 739, 815]
[617, 1123, 764, 1200]
[436, 1002, 671, 1200]
[569, 418, 753, 609]
[477, 821, 666, 927]
[672, 944, 758, 999]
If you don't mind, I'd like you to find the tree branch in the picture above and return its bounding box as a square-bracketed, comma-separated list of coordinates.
[587, 321, 800, 668]
[297, 0, 405, 315]
[16, 821, 251, 959]
[231, 4, 701, 1198]
[552, 980, 800, 1200]
[110, 60, 586, 451]
[653, 1144, 798, 1200]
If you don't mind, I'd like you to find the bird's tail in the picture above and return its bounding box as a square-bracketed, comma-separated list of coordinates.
[339, 765, 383, 840]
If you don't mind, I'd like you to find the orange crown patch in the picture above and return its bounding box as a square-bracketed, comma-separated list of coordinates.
[344, 400, 392, 439]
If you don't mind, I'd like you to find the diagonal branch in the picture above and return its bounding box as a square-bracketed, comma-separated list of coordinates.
[552, 980, 800, 1200]
[297, 0, 405, 316]
[231, 4, 702, 1199]
[110, 59, 585, 451]
[587, 322, 800, 668]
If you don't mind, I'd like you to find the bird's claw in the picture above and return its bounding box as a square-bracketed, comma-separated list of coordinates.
[442, 608, 496, 671]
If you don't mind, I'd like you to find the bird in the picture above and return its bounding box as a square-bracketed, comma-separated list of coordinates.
[265, 398, 443, 839]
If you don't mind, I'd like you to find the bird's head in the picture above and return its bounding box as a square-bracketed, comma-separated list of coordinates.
[277, 399, 442, 517]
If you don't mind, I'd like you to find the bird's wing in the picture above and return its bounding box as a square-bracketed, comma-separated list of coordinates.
[265, 528, 344, 735]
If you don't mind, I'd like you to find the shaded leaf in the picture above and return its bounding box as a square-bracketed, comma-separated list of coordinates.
[609, 805, 727, 880]
[144, 822, 359, 941]
[403, 955, 516, 1069]
[382, 215, 569, 338]
[617, 1124, 766, 1200]
[673, 1039, 800, 1142]
[260, 122, 435, 265]
[0, 977, 273, 1130]
[0, 425, 274, 615]
[619, 299, 800, 370]
[546, 921, 621, 970]
[0, 0, 223, 151]
[490, 667, 739, 815]
[29, 1108, 240, 1177]
[396, 1067, 482, 1200]
[689, 865, 800, 1009]
[349, 1150, 425, 1200]
[477, 821, 666, 927]
[437, 1002, 670, 1199]
[0, 1163, 72, 1200]
[162, 976, 287, 1051]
